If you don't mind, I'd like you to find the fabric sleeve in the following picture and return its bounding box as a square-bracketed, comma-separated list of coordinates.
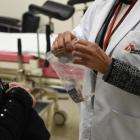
[103, 58, 140, 95]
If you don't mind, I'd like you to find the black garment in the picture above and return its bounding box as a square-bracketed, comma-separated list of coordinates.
[22, 108, 50, 140]
[103, 58, 140, 95]
[0, 87, 50, 140]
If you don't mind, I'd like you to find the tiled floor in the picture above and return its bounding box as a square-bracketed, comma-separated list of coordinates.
[50, 98, 79, 140]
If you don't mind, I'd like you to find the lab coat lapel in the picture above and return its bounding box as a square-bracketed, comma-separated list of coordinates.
[89, 0, 115, 42]
[106, 0, 140, 55]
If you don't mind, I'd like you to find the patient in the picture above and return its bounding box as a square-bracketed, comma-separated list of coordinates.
[0, 81, 50, 140]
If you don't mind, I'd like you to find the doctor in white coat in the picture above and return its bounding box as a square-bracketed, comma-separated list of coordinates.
[52, 0, 140, 139]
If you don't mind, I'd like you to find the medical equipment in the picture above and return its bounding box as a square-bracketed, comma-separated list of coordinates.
[0, 1, 75, 129]
[0, 13, 40, 33]
[0, 38, 68, 132]
[0, 16, 21, 32]
[29, 1, 75, 53]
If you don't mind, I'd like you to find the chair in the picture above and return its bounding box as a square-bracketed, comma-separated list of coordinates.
[0, 16, 21, 32]
[29, 0, 75, 21]
[0, 13, 40, 33]
[22, 12, 40, 33]
[29, 1, 75, 53]
[68, 0, 94, 6]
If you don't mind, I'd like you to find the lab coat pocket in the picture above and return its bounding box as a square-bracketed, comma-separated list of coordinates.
[115, 31, 140, 69]
[116, 50, 140, 70]
[125, 31, 140, 49]
[109, 109, 140, 140]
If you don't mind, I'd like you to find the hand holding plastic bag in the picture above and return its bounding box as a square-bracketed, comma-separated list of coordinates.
[46, 52, 91, 103]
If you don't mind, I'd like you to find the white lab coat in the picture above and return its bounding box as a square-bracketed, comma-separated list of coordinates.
[73, 0, 140, 140]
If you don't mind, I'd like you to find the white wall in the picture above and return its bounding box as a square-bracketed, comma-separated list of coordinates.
[0, 0, 67, 19]
[0, 0, 90, 33]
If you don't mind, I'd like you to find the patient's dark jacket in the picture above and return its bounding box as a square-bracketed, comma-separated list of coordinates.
[0, 87, 50, 140]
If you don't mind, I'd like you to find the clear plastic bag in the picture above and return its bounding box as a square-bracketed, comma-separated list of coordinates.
[46, 52, 90, 103]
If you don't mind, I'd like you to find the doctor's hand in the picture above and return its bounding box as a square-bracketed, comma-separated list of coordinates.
[52, 31, 76, 56]
[72, 40, 112, 74]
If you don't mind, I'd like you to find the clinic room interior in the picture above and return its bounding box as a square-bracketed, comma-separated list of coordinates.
[0, 0, 139, 140]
